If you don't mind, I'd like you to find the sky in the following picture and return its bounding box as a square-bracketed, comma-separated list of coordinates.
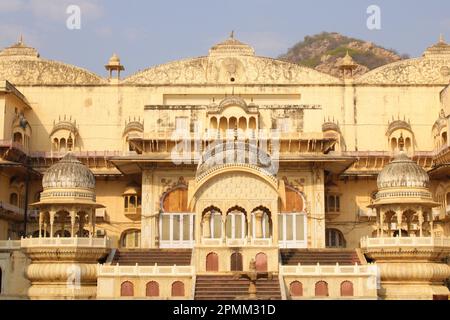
[0, 0, 449, 77]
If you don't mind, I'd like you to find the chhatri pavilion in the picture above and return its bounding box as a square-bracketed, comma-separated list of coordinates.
[0, 33, 450, 300]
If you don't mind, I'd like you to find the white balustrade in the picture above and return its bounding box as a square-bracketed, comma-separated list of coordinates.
[20, 236, 111, 248]
[0, 239, 21, 250]
[360, 236, 450, 248]
[98, 263, 194, 277]
[280, 263, 378, 276]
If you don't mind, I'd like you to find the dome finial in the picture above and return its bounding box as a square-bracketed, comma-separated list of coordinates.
[230, 30, 235, 39]
[439, 33, 445, 44]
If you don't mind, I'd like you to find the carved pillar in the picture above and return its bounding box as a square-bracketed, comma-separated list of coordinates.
[202, 213, 211, 238]
[418, 208, 424, 237]
[90, 208, 96, 236]
[49, 210, 55, 238]
[70, 209, 76, 237]
[396, 210, 403, 237]
[221, 216, 226, 243]
[378, 209, 384, 237]
[254, 211, 264, 238]
[429, 211, 434, 237]
[38, 211, 43, 238]
[312, 167, 325, 248]
[141, 169, 155, 248]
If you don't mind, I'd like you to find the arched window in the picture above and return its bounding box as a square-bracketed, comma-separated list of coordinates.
[13, 132, 23, 144]
[340, 281, 354, 297]
[315, 281, 329, 297]
[206, 252, 219, 272]
[121, 229, 141, 248]
[171, 281, 185, 297]
[120, 281, 134, 297]
[226, 209, 246, 239]
[255, 252, 268, 272]
[229, 117, 237, 130]
[146, 281, 159, 297]
[238, 117, 247, 132]
[280, 187, 307, 248]
[442, 131, 448, 146]
[230, 252, 243, 271]
[290, 281, 303, 297]
[249, 117, 256, 130]
[210, 210, 222, 239]
[325, 228, 346, 248]
[60, 138, 66, 152]
[390, 137, 397, 151]
[52, 138, 59, 151]
[9, 193, 18, 206]
[210, 117, 218, 130]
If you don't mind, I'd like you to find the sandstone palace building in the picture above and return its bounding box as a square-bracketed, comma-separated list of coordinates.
[1, 34, 450, 300]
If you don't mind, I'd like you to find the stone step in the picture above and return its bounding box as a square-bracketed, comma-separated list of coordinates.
[195, 276, 281, 300]
[111, 249, 192, 266]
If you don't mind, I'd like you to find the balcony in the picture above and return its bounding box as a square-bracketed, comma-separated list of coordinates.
[0, 201, 25, 221]
[124, 207, 142, 219]
[201, 237, 273, 247]
[20, 236, 111, 248]
[360, 236, 450, 249]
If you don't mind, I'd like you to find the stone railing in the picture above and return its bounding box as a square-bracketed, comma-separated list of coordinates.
[360, 236, 450, 248]
[98, 264, 194, 277]
[0, 239, 21, 250]
[280, 263, 378, 276]
[0, 139, 27, 153]
[0, 202, 25, 216]
[21, 236, 111, 248]
[201, 237, 273, 247]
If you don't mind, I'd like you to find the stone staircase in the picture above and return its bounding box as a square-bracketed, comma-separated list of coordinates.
[111, 249, 192, 266]
[280, 249, 364, 265]
[194, 275, 282, 300]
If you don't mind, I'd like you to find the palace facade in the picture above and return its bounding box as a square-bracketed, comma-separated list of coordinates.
[0, 34, 450, 300]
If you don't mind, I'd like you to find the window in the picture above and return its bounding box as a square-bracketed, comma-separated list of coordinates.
[226, 211, 246, 239]
[121, 229, 141, 248]
[279, 213, 307, 248]
[120, 281, 134, 297]
[146, 281, 159, 297]
[9, 193, 18, 206]
[252, 211, 271, 239]
[171, 281, 185, 297]
[340, 281, 354, 297]
[325, 228, 346, 248]
[210, 211, 222, 239]
[290, 281, 303, 297]
[315, 281, 329, 297]
[325, 194, 340, 213]
[13, 132, 23, 144]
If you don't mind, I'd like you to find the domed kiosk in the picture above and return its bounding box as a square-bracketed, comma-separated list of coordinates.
[361, 136, 450, 300]
[23, 153, 110, 300]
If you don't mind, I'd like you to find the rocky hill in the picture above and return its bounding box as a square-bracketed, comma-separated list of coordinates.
[278, 32, 409, 78]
